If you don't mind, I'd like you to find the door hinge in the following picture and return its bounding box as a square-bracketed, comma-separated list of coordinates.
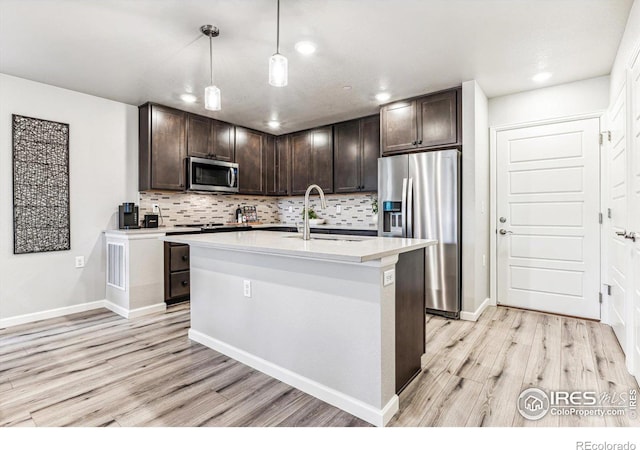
[599, 212, 603, 224]
[604, 284, 612, 296]
[608, 208, 612, 219]
[599, 292, 603, 304]
[600, 131, 612, 145]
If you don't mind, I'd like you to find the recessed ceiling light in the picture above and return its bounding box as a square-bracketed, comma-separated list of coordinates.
[532, 72, 552, 83]
[180, 93, 197, 103]
[375, 92, 391, 102]
[268, 120, 281, 129]
[295, 41, 316, 55]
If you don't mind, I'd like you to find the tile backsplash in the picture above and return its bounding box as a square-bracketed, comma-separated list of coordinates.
[138, 191, 378, 227]
[138, 191, 280, 225]
[277, 192, 378, 227]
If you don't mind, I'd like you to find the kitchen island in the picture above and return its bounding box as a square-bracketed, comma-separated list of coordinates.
[161, 230, 437, 426]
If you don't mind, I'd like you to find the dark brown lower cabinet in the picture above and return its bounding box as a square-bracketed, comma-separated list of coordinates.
[395, 248, 425, 394]
[164, 242, 190, 304]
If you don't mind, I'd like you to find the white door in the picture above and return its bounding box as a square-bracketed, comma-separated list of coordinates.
[630, 58, 640, 378]
[607, 85, 629, 354]
[496, 118, 601, 319]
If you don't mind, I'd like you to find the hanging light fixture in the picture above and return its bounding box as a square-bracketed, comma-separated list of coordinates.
[201, 24, 221, 111]
[269, 0, 288, 87]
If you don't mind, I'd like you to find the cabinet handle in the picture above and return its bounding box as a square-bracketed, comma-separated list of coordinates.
[417, 139, 423, 145]
[181, 280, 189, 286]
[182, 255, 188, 261]
[412, 141, 417, 145]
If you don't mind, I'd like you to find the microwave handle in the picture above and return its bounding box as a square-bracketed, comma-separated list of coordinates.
[228, 167, 236, 188]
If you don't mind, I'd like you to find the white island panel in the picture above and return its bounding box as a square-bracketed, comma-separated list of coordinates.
[188, 247, 399, 426]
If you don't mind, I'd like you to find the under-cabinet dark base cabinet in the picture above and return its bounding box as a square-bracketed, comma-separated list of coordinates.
[395, 248, 426, 394]
[164, 242, 190, 305]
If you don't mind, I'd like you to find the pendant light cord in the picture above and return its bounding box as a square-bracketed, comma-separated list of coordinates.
[209, 34, 214, 85]
[276, 0, 280, 54]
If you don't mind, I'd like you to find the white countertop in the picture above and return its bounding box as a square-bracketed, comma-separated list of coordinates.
[161, 230, 436, 263]
[104, 222, 377, 236]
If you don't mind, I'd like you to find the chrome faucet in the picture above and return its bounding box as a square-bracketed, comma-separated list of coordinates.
[303, 184, 327, 240]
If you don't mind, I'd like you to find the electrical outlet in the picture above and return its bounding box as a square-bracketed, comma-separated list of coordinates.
[383, 269, 395, 286]
[75, 256, 85, 268]
[243, 280, 252, 298]
[288, 206, 293, 213]
[152, 204, 159, 213]
[336, 205, 342, 214]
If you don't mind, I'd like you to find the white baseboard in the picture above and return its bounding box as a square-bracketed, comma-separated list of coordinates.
[103, 300, 166, 319]
[0, 300, 107, 329]
[0, 299, 167, 329]
[188, 328, 398, 427]
[460, 297, 493, 322]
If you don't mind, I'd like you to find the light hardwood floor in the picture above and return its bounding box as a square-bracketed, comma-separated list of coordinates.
[0, 303, 637, 427]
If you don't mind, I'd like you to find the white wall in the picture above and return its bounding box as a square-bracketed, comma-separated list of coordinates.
[461, 80, 490, 315]
[611, 0, 640, 103]
[488, 76, 610, 127]
[0, 74, 138, 320]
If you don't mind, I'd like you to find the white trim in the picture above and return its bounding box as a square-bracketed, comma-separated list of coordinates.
[0, 300, 168, 328]
[489, 112, 604, 317]
[188, 328, 399, 427]
[103, 300, 166, 319]
[460, 297, 493, 322]
[0, 300, 107, 329]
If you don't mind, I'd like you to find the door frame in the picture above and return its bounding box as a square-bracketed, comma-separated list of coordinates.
[489, 112, 606, 320]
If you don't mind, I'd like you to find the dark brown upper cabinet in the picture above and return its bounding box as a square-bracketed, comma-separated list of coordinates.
[139, 103, 186, 191]
[380, 87, 460, 156]
[186, 114, 211, 159]
[266, 135, 289, 196]
[334, 115, 380, 193]
[212, 120, 235, 162]
[186, 114, 235, 162]
[290, 126, 333, 195]
[235, 127, 266, 195]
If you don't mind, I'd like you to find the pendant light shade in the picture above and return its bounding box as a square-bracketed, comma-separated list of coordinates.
[201, 25, 221, 111]
[269, 0, 287, 87]
[269, 53, 288, 87]
[205, 85, 221, 111]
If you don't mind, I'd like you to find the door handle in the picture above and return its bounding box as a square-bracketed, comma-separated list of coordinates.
[499, 229, 513, 235]
[407, 178, 414, 238]
[615, 230, 627, 237]
[401, 178, 408, 238]
[625, 231, 640, 242]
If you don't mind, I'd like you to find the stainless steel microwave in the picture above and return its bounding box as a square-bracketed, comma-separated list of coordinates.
[187, 157, 239, 193]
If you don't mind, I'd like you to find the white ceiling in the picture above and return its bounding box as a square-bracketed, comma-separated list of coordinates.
[0, 0, 632, 134]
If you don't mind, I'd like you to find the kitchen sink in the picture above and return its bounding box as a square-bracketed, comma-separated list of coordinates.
[282, 234, 369, 242]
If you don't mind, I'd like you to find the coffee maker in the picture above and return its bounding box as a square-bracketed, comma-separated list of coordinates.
[118, 202, 140, 229]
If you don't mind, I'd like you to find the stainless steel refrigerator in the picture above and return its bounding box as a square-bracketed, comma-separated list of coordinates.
[378, 150, 461, 318]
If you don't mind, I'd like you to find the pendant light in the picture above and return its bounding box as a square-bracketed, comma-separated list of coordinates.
[201, 24, 221, 111]
[269, 0, 288, 87]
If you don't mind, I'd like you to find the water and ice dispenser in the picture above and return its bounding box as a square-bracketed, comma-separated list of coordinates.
[382, 201, 403, 236]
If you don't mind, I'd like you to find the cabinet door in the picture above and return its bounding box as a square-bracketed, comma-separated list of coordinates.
[275, 135, 290, 195]
[212, 120, 235, 162]
[264, 135, 277, 195]
[417, 90, 458, 148]
[333, 120, 361, 193]
[235, 127, 265, 195]
[186, 114, 211, 158]
[290, 131, 311, 195]
[361, 115, 380, 192]
[151, 105, 186, 190]
[380, 100, 417, 155]
[310, 126, 333, 193]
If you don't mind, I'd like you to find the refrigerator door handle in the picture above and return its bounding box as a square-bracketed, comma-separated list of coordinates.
[401, 178, 408, 238]
[407, 177, 414, 238]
